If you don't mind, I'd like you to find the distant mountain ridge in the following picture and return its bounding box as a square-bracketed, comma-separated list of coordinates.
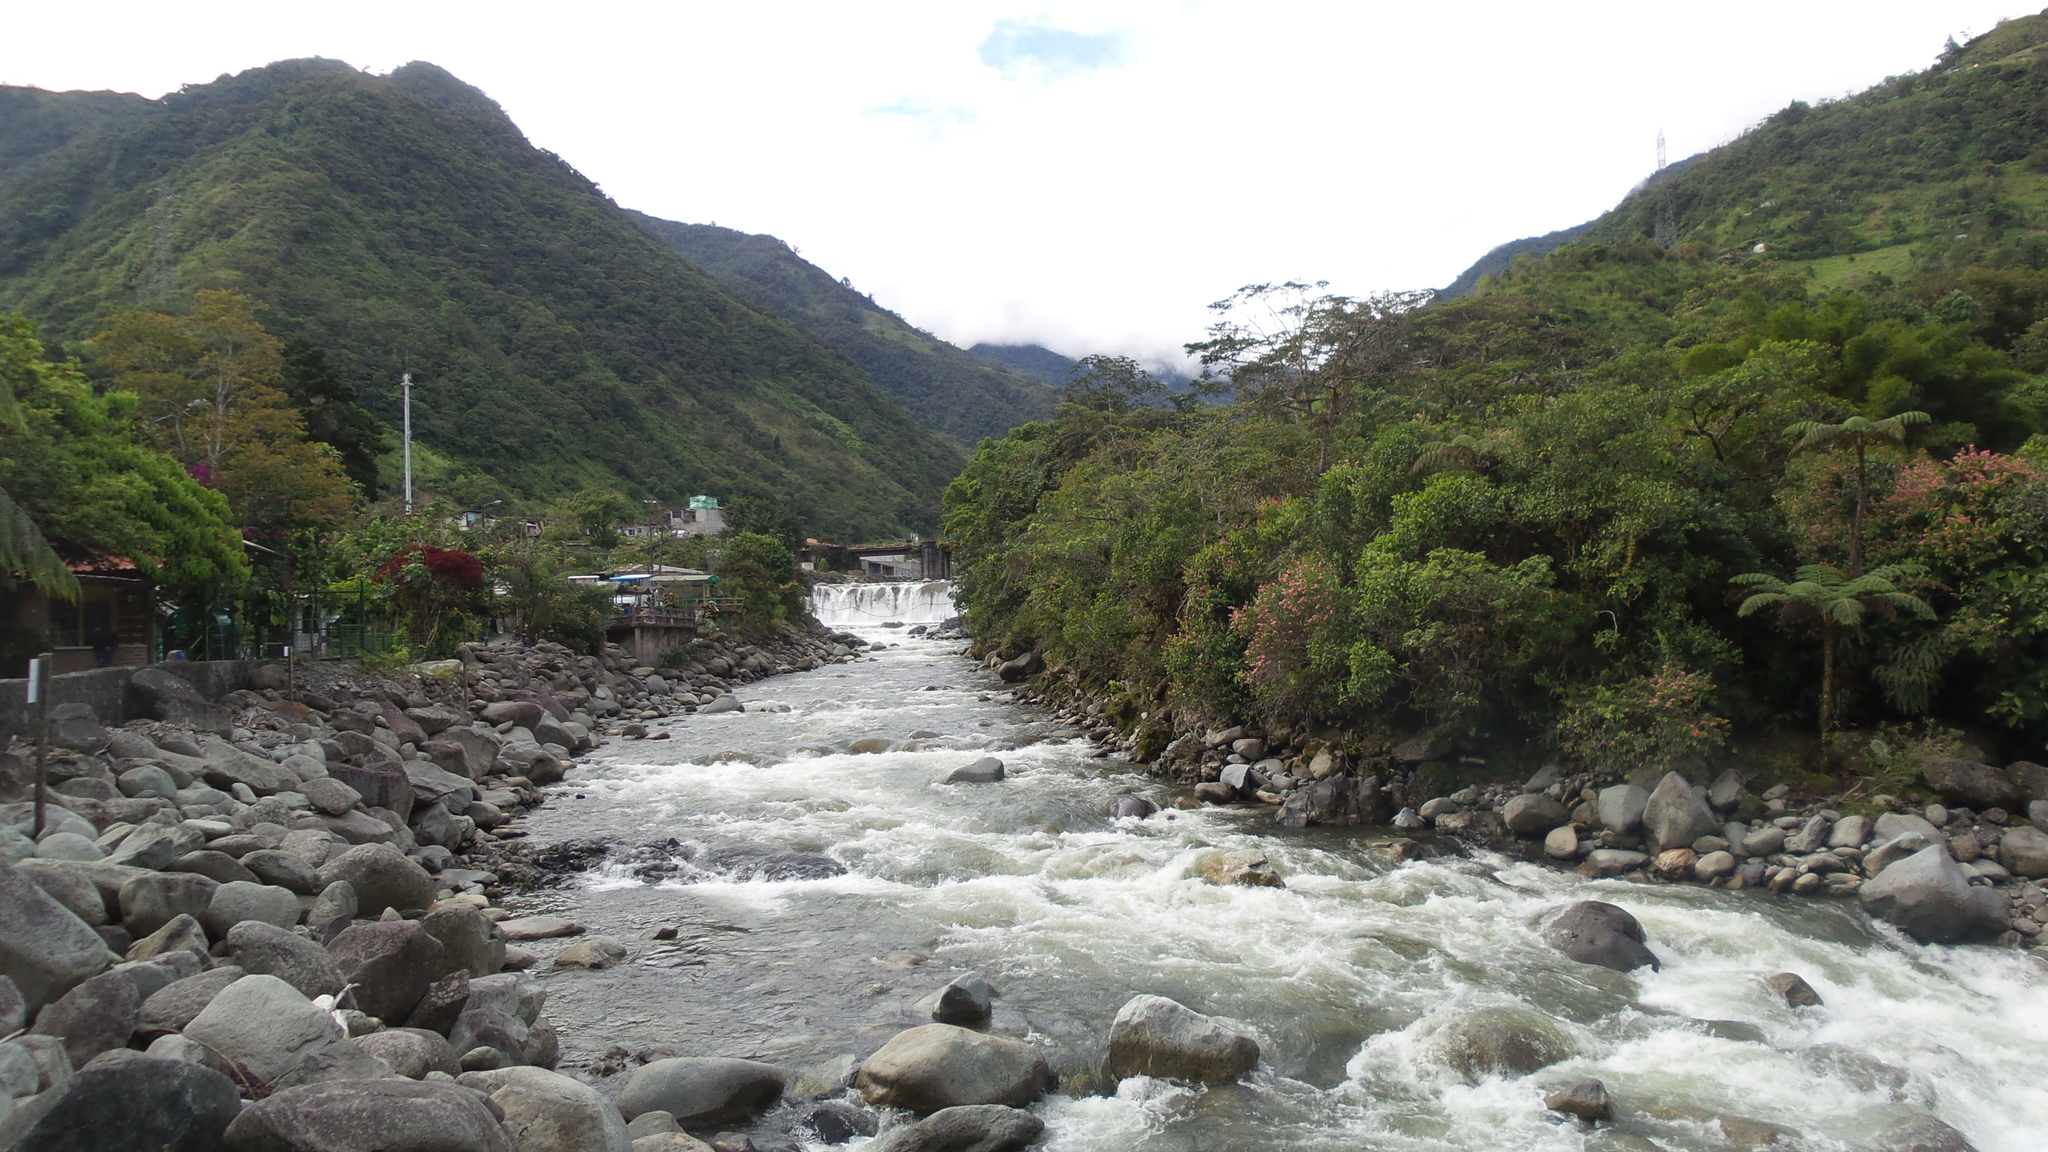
[632, 216, 1059, 448]
[966, 342, 1078, 385]
[0, 59, 961, 536]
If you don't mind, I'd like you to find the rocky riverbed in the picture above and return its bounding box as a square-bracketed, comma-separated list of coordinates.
[2, 594, 2046, 1151]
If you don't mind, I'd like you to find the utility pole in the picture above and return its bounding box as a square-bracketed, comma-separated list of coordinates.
[401, 372, 414, 514]
[28, 653, 49, 837]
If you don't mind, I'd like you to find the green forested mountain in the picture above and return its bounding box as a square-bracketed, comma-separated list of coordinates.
[947, 16, 2048, 769]
[632, 215, 1058, 449]
[0, 59, 960, 536]
[966, 342, 1078, 385]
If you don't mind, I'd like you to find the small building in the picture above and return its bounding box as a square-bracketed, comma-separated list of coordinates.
[669, 495, 725, 536]
[10, 558, 158, 674]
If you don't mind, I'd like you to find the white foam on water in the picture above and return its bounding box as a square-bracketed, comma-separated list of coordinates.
[540, 626, 2048, 1151]
[811, 580, 958, 628]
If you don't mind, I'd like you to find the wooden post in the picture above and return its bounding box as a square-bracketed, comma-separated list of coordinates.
[29, 653, 50, 838]
[285, 643, 294, 703]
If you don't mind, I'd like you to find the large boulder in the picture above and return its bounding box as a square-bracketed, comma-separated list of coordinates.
[459, 1066, 632, 1152]
[224, 921, 345, 999]
[202, 881, 303, 937]
[1642, 773, 1718, 853]
[1873, 812, 1941, 843]
[126, 914, 210, 965]
[327, 920, 450, 1024]
[324, 762, 415, 823]
[0, 862, 111, 1014]
[871, 1106, 1044, 1152]
[182, 974, 390, 1090]
[316, 844, 435, 916]
[1544, 901, 1660, 972]
[196, 738, 296, 796]
[221, 1078, 515, 1152]
[137, 966, 246, 1037]
[1276, 775, 1387, 828]
[1595, 785, 1649, 834]
[2007, 760, 2048, 804]
[105, 823, 204, 871]
[1921, 759, 2019, 810]
[12, 861, 108, 926]
[11, 1049, 240, 1152]
[1859, 845, 2010, 944]
[854, 1024, 1053, 1114]
[615, 1058, 786, 1125]
[421, 904, 505, 978]
[1102, 995, 1258, 1085]
[128, 669, 231, 737]
[480, 701, 545, 730]
[354, 1028, 457, 1079]
[1999, 825, 2048, 878]
[1501, 794, 1570, 838]
[1424, 1006, 1575, 1084]
[118, 872, 218, 938]
[242, 850, 323, 896]
[28, 969, 137, 1070]
[994, 651, 1043, 683]
[447, 973, 544, 1069]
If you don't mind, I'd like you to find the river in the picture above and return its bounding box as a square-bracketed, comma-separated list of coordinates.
[508, 582, 2047, 1151]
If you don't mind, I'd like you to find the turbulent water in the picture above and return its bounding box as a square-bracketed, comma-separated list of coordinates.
[513, 583, 2048, 1151]
[810, 580, 958, 628]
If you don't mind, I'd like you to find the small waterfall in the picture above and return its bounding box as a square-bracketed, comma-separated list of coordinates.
[810, 580, 957, 627]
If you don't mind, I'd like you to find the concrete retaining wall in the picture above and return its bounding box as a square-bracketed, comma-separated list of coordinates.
[0, 660, 261, 744]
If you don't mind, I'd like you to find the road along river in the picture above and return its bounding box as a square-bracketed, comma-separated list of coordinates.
[507, 583, 2048, 1151]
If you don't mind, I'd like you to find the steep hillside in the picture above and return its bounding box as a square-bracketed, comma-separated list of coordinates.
[0, 60, 960, 536]
[1562, 19, 2048, 286]
[967, 342, 1077, 385]
[632, 215, 1058, 448]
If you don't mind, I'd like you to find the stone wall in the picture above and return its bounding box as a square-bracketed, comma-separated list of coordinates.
[0, 659, 259, 743]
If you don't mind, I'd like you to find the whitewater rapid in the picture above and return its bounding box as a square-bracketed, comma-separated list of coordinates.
[508, 583, 2046, 1151]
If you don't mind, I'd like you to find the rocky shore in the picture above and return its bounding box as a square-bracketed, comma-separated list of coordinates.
[0, 621, 867, 1152]
[995, 658, 2048, 954]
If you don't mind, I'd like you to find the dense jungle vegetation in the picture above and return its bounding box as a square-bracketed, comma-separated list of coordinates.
[945, 17, 2048, 772]
[0, 59, 958, 537]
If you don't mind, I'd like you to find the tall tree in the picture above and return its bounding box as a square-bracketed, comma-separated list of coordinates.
[93, 290, 354, 533]
[281, 339, 388, 496]
[1784, 411, 1930, 575]
[1733, 564, 1934, 737]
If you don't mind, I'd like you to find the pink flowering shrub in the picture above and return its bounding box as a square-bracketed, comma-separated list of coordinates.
[1556, 665, 1730, 771]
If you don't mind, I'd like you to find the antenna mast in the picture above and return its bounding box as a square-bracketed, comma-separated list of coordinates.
[1653, 129, 1679, 251]
[402, 371, 413, 514]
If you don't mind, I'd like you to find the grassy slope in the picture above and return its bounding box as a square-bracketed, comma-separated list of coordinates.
[1577, 17, 2048, 277]
[631, 214, 1058, 449]
[0, 60, 961, 536]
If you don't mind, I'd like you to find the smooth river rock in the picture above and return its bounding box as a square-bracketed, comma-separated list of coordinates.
[11, 1049, 240, 1152]
[1642, 773, 1718, 853]
[222, 1078, 515, 1152]
[1596, 785, 1649, 834]
[0, 862, 111, 1014]
[459, 1066, 632, 1152]
[854, 1024, 1054, 1114]
[1102, 994, 1259, 1085]
[616, 1057, 786, 1125]
[1545, 901, 1660, 972]
[871, 1105, 1045, 1152]
[1858, 845, 2009, 944]
[1426, 1006, 1575, 1083]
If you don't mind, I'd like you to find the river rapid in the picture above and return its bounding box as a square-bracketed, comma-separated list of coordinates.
[510, 582, 2047, 1152]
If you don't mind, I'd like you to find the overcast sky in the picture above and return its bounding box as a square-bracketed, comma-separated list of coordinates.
[1, 2, 2024, 367]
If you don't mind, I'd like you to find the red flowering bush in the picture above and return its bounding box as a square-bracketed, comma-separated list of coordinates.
[375, 545, 486, 655]
[1556, 665, 1730, 771]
